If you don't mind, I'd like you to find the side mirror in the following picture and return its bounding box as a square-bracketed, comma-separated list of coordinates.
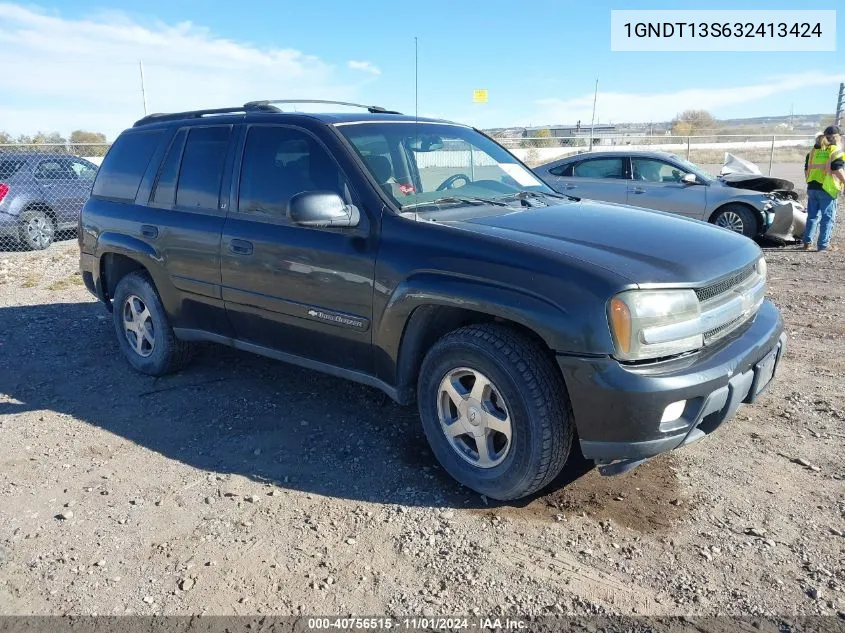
[289, 191, 360, 228]
[681, 173, 699, 185]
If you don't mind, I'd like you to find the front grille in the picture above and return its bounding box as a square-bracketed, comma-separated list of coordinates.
[695, 263, 756, 303]
[703, 315, 744, 343]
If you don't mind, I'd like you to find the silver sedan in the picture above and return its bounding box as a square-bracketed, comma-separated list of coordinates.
[532, 150, 805, 241]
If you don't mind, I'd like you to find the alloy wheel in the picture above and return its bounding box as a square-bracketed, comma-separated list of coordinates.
[122, 294, 156, 358]
[715, 210, 744, 234]
[437, 367, 513, 468]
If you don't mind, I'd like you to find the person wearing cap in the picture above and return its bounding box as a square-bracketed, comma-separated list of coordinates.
[803, 125, 844, 252]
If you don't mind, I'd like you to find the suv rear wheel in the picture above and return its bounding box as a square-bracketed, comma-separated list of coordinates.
[112, 271, 193, 376]
[418, 323, 573, 500]
[18, 209, 55, 250]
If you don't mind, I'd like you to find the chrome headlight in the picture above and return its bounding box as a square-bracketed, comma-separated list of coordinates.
[608, 289, 703, 361]
[608, 257, 767, 362]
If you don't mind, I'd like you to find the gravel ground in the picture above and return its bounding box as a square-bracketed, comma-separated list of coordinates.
[0, 226, 843, 619]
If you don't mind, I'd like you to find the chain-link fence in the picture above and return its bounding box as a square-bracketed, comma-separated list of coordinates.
[507, 133, 815, 170]
[0, 143, 109, 253]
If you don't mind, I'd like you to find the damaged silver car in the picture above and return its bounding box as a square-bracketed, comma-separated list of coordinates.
[533, 150, 806, 241]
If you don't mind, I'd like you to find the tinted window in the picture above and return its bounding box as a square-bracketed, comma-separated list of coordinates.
[238, 126, 346, 218]
[92, 130, 164, 201]
[0, 160, 26, 179]
[175, 126, 231, 211]
[572, 157, 625, 179]
[631, 158, 687, 183]
[151, 130, 187, 207]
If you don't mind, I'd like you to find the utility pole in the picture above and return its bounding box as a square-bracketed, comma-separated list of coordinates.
[589, 78, 598, 152]
[139, 60, 148, 116]
[836, 83, 844, 127]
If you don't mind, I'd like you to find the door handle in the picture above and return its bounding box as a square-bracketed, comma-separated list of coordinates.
[631, 187, 646, 194]
[229, 239, 253, 255]
[141, 225, 158, 239]
[563, 184, 576, 190]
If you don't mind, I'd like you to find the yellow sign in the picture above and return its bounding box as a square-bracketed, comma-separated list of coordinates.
[473, 89, 488, 103]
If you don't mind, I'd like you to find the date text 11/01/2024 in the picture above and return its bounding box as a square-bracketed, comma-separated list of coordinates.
[306, 618, 527, 630]
[622, 22, 822, 38]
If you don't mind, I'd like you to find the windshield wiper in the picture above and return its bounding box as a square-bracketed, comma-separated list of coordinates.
[494, 190, 575, 205]
[401, 196, 512, 211]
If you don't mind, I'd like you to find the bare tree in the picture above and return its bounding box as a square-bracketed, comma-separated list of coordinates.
[671, 110, 716, 136]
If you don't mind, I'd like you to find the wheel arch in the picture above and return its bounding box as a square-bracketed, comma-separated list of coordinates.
[22, 201, 57, 224]
[95, 233, 163, 310]
[392, 304, 556, 404]
[708, 201, 764, 235]
[378, 276, 591, 405]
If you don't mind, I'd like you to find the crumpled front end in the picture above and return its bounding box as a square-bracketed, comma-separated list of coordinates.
[765, 199, 807, 242]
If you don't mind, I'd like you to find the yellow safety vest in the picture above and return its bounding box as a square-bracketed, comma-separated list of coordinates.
[806, 146, 844, 199]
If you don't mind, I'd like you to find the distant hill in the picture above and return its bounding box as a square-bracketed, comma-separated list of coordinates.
[485, 113, 835, 137]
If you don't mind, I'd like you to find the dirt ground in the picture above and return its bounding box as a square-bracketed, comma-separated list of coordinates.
[0, 223, 843, 620]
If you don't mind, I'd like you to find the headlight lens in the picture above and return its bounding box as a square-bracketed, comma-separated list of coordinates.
[608, 289, 703, 361]
[755, 256, 767, 279]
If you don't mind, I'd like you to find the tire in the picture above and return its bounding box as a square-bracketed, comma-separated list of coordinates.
[18, 209, 55, 250]
[711, 204, 759, 238]
[417, 323, 573, 501]
[111, 271, 193, 376]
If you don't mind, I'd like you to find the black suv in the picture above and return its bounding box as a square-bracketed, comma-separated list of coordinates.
[79, 100, 786, 501]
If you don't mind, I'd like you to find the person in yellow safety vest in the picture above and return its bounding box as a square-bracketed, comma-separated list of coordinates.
[803, 125, 844, 252]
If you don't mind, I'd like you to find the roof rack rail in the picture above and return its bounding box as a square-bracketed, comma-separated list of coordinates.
[243, 99, 402, 115]
[132, 103, 280, 127]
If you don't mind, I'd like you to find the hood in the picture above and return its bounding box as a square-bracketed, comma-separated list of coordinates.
[719, 173, 795, 193]
[449, 200, 761, 286]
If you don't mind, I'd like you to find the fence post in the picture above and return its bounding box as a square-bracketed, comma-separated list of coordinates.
[686, 136, 691, 160]
[768, 135, 775, 176]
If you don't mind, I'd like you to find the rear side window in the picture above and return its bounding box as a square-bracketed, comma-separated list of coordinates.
[0, 160, 26, 179]
[175, 126, 231, 211]
[92, 130, 164, 201]
[151, 129, 187, 207]
[572, 157, 626, 179]
[35, 159, 75, 180]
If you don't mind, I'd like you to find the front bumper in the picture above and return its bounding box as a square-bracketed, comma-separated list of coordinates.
[764, 201, 806, 242]
[557, 300, 785, 471]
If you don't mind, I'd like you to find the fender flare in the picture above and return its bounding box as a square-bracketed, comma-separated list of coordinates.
[374, 273, 605, 399]
[95, 233, 173, 310]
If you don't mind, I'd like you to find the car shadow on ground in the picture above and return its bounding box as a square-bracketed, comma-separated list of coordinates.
[0, 301, 596, 510]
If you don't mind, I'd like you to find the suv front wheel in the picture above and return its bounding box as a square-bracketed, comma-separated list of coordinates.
[418, 323, 573, 501]
[111, 271, 193, 376]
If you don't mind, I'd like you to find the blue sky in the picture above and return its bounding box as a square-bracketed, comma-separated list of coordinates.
[0, 0, 842, 138]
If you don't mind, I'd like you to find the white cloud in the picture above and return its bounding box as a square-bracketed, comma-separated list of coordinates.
[0, 3, 373, 139]
[347, 60, 381, 76]
[529, 73, 845, 126]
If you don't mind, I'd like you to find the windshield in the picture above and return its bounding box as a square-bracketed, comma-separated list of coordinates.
[336, 122, 556, 211]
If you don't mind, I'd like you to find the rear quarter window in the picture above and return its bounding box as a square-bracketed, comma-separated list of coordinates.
[92, 130, 164, 201]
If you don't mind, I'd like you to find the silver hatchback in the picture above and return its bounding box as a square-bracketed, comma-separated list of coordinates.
[533, 150, 805, 241]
